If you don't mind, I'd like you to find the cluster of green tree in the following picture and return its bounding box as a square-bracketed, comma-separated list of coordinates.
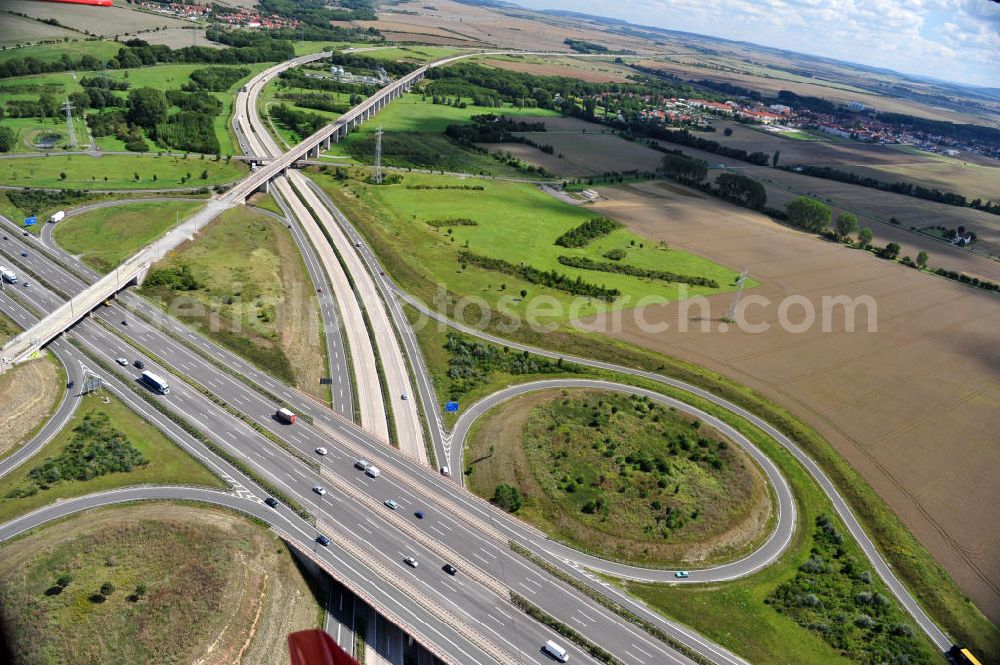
[783, 165, 998, 215]
[563, 38, 610, 53]
[715, 172, 767, 210]
[257, 0, 376, 25]
[766, 515, 932, 664]
[493, 483, 524, 512]
[565, 169, 658, 189]
[406, 184, 485, 191]
[279, 69, 371, 97]
[144, 264, 200, 291]
[554, 217, 622, 248]
[443, 332, 580, 399]
[0, 125, 17, 152]
[275, 92, 350, 114]
[86, 108, 148, 151]
[425, 218, 478, 228]
[602, 248, 626, 261]
[444, 114, 547, 143]
[183, 66, 250, 92]
[328, 52, 418, 77]
[660, 151, 708, 184]
[933, 268, 999, 292]
[6, 413, 148, 499]
[557, 255, 719, 288]
[457, 250, 620, 301]
[154, 112, 217, 154]
[270, 103, 328, 140]
[6, 189, 92, 214]
[775, 89, 838, 114]
[784, 196, 832, 232]
[165, 90, 223, 115]
[424, 62, 639, 111]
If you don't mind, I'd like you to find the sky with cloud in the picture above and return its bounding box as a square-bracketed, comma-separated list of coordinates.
[513, 0, 1000, 87]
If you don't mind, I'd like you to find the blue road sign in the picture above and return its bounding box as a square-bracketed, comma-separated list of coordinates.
[445, 401, 459, 413]
[23, 216, 37, 226]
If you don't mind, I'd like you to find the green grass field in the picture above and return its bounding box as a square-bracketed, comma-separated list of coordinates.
[0, 153, 247, 189]
[0, 393, 223, 525]
[311, 171, 746, 322]
[0, 39, 122, 65]
[139, 206, 324, 396]
[53, 200, 205, 272]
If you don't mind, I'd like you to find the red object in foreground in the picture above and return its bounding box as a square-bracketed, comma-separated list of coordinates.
[38, 0, 113, 6]
[288, 629, 362, 665]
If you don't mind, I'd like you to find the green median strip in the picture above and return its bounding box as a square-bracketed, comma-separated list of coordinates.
[69, 338, 312, 523]
[508, 541, 714, 665]
[509, 592, 623, 665]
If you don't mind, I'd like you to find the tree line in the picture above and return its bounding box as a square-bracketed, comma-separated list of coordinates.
[782, 165, 998, 215]
[557, 255, 719, 288]
[554, 217, 622, 248]
[457, 250, 621, 301]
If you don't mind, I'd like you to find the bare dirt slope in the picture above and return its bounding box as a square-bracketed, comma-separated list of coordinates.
[575, 180, 1000, 623]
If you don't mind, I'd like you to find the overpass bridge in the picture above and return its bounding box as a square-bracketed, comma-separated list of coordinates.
[0, 49, 593, 369]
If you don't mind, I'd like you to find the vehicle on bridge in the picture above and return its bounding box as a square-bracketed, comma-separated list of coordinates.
[140, 370, 170, 395]
[276, 407, 297, 424]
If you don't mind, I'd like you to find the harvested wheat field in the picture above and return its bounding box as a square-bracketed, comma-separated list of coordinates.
[1, 0, 194, 38]
[482, 57, 635, 83]
[574, 179, 1000, 623]
[0, 502, 323, 665]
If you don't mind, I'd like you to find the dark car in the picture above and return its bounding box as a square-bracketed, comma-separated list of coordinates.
[20, 251, 27, 257]
[442, 564, 457, 576]
[316, 534, 331, 546]
[134, 360, 145, 369]
[264, 497, 279, 508]
[67, 380, 75, 389]
[414, 511, 425, 519]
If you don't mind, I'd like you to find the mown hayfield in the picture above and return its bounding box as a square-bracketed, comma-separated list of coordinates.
[0, 13, 79, 46]
[310, 171, 747, 324]
[0, 503, 322, 665]
[0, 38, 121, 64]
[466, 388, 772, 566]
[1, 0, 195, 38]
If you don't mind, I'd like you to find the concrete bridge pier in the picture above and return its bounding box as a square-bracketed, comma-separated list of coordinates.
[308, 145, 320, 159]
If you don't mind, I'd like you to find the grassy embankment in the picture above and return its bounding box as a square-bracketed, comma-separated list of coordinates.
[53, 199, 205, 272]
[468, 388, 772, 567]
[347, 167, 999, 658]
[412, 309, 944, 664]
[0, 503, 324, 665]
[0, 392, 223, 524]
[139, 206, 327, 399]
[311, 171, 746, 325]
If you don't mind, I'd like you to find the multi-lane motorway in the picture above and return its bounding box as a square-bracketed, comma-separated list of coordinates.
[0, 47, 955, 664]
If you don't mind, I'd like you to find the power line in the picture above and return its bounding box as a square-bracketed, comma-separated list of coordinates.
[725, 266, 749, 323]
[60, 98, 77, 149]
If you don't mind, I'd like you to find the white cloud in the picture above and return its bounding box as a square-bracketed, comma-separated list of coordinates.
[514, 0, 1000, 86]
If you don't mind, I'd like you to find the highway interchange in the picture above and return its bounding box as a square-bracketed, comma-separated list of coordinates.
[0, 49, 953, 664]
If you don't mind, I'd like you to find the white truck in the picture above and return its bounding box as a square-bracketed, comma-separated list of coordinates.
[0, 267, 17, 284]
[49, 210, 65, 223]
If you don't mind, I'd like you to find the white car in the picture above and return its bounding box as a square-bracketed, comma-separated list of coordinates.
[315, 447, 328, 456]
[312, 485, 327, 496]
[400, 393, 408, 401]
[384, 499, 398, 510]
[116, 357, 128, 366]
[365, 466, 381, 478]
[404, 556, 418, 568]
[440, 466, 451, 476]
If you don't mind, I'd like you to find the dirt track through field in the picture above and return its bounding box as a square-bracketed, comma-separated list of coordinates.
[575, 180, 1000, 623]
[0, 356, 59, 459]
